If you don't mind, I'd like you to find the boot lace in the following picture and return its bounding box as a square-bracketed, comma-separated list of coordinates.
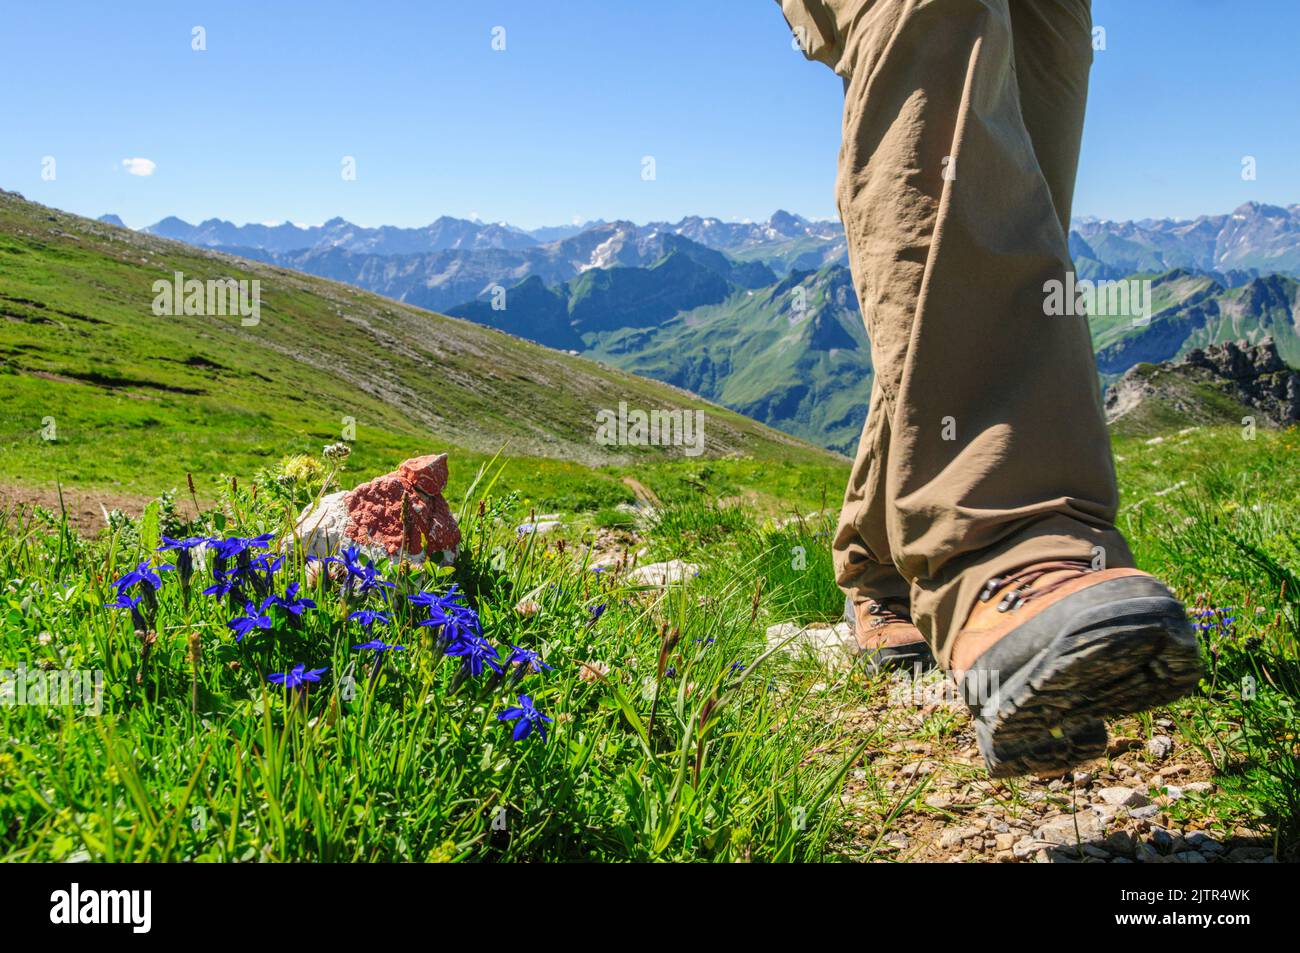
[978, 559, 1095, 613]
[864, 597, 913, 629]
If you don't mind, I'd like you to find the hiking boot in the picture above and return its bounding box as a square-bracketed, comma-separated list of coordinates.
[951, 560, 1203, 778]
[845, 595, 935, 675]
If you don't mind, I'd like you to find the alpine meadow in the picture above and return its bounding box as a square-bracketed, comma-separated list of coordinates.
[1, 1, 1298, 891]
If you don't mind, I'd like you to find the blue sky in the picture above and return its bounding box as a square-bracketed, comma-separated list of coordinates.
[2, 0, 1296, 230]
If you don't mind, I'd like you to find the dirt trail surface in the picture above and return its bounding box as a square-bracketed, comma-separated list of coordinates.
[0, 484, 155, 534]
[833, 669, 1273, 863]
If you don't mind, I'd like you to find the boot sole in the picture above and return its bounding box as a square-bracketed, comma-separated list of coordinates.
[959, 576, 1203, 778]
[859, 642, 936, 676]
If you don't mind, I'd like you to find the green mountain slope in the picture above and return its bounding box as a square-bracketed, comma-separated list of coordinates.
[1091, 269, 1300, 378]
[0, 191, 837, 497]
[447, 243, 874, 455]
[588, 266, 872, 454]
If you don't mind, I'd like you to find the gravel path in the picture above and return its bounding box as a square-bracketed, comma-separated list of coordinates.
[833, 669, 1275, 863]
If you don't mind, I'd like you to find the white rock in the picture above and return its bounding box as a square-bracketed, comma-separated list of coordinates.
[1035, 812, 1106, 845]
[588, 551, 624, 571]
[886, 666, 964, 708]
[627, 559, 700, 586]
[1091, 804, 1124, 826]
[765, 621, 856, 670]
[1012, 837, 1046, 859]
[1097, 786, 1150, 809]
[939, 827, 970, 850]
[1146, 734, 1174, 759]
[295, 491, 390, 565]
[517, 520, 563, 535]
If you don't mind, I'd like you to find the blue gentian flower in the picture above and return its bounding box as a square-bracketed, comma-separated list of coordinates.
[413, 586, 481, 648]
[587, 602, 607, 624]
[353, 561, 393, 597]
[113, 560, 171, 593]
[327, 545, 365, 576]
[110, 591, 147, 631]
[228, 597, 274, 642]
[249, 552, 284, 588]
[446, 633, 502, 677]
[325, 546, 392, 598]
[212, 533, 275, 560]
[272, 582, 317, 616]
[157, 536, 206, 589]
[1194, 607, 1236, 632]
[203, 569, 242, 599]
[497, 694, 553, 742]
[349, 609, 391, 629]
[158, 534, 208, 552]
[507, 645, 553, 675]
[268, 664, 328, 690]
[352, 638, 406, 653]
[211, 534, 275, 587]
[408, 590, 442, 612]
[410, 583, 469, 612]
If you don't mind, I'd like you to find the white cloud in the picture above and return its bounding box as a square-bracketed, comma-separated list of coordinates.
[121, 157, 156, 177]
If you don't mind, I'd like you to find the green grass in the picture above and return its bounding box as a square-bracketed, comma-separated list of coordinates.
[0, 455, 862, 861]
[4, 424, 1296, 861]
[1114, 425, 1300, 850]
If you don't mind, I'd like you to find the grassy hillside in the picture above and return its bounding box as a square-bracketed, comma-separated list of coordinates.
[0, 191, 842, 509]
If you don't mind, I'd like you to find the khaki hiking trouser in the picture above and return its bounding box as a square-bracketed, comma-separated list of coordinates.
[778, 0, 1133, 668]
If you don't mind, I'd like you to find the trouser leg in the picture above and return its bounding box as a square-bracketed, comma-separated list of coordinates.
[834, 0, 1131, 667]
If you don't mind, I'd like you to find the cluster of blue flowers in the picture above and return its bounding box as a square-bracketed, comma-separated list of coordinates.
[408, 583, 553, 741]
[109, 559, 172, 630]
[109, 536, 554, 741]
[1193, 606, 1236, 634]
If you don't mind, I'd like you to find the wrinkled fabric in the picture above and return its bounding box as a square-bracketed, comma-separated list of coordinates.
[779, 0, 1132, 666]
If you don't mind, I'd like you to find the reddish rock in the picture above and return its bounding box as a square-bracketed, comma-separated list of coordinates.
[397, 453, 450, 497]
[296, 452, 460, 565]
[343, 472, 460, 559]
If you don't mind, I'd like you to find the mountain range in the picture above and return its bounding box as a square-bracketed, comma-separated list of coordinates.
[100, 202, 1300, 453]
[1071, 203, 1300, 282]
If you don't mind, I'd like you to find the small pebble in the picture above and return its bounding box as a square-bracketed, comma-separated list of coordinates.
[1146, 734, 1174, 759]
